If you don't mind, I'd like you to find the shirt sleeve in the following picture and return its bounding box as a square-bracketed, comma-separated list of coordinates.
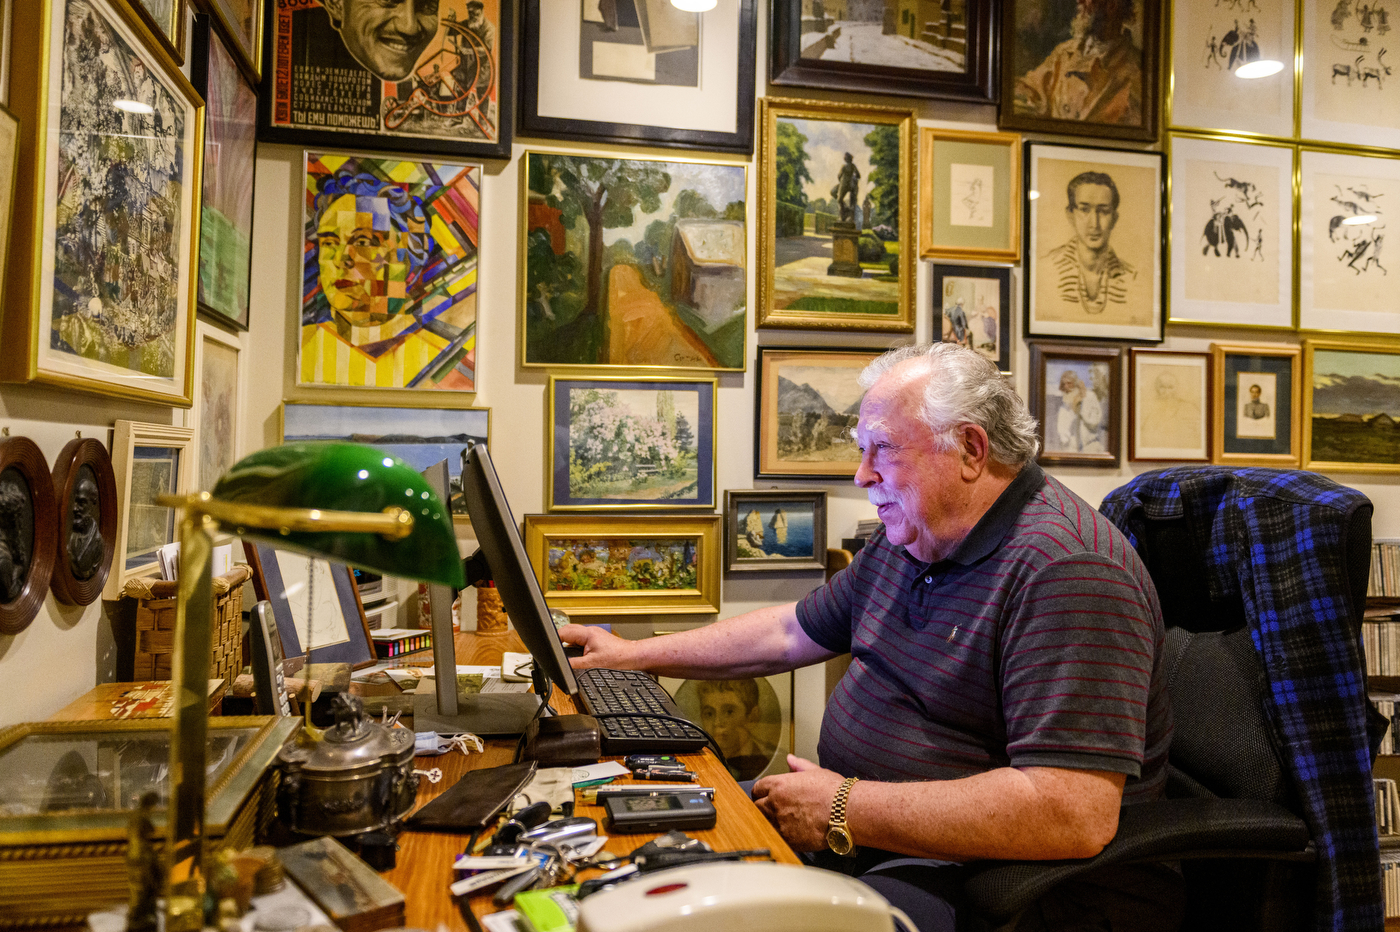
[795, 540, 874, 655]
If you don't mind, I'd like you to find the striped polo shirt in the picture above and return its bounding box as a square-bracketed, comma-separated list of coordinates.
[797, 463, 1171, 804]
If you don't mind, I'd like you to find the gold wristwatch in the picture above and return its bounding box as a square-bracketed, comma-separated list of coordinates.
[826, 776, 860, 857]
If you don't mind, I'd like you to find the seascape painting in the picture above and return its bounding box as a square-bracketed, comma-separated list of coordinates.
[1309, 347, 1400, 467]
[734, 501, 815, 561]
[546, 537, 697, 592]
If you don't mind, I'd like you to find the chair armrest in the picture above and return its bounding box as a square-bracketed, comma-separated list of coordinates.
[960, 798, 1313, 920]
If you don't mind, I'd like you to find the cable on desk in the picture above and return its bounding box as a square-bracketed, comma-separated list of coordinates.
[512, 676, 556, 764]
[589, 712, 731, 772]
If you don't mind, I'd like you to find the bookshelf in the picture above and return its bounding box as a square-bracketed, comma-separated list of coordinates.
[1369, 541, 1400, 921]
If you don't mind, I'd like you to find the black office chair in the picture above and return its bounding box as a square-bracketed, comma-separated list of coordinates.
[958, 467, 1386, 932]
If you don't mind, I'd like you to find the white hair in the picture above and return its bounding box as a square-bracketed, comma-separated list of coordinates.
[857, 343, 1040, 467]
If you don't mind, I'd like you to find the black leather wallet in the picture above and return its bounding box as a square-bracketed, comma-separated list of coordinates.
[402, 760, 538, 833]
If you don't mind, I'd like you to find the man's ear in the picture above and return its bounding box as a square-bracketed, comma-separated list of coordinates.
[958, 424, 991, 478]
[323, 0, 344, 27]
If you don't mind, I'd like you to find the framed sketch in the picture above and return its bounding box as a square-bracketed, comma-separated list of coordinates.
[301, 152, 481, 393]
[1169, 134, 1294, 329]
[0, 437, 56, 636]
[192, 12, 257, 331]
[724, 489, 826, 573]
[1168, 0, 1295, 137]
[1028, 341, 1122, 468]
[191, 321, 245, 496]
[1299, 148, 1400, 335]
[658, 672, 792, 781]
[521, 152, 747, 371]
[547, 376, 716, 511]
[202, 0, 261, 80]
[1303, 339, 1400, 474]
[244, 542, 376, 669]
[281, 402, 490, 520]
[755, 346, 878, 480]
[931, 264, 1012, 374]
[769, 0, 995, 103]
[3, 0, 203, 407]
[520, 0, 756, 154]
[1211, 341, 1301, 466]
[1000, 0, 1160, 141]
[259, 0, 512, 159]
[0, 104, 19, 312]
[1025, 142, 1164, 342]
[49, 437, 117, 607]
[128, 0, 185, 64]
[1302, 0, 1400, 148]
[757, 97, 915, 333]
[919, 128, 1020, 262]
[105, 421, 194, 600]
[1129, 349, 1211, 462]
[522, 514, 722, 616]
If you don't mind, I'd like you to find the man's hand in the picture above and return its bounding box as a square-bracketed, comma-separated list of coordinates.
[557, 624, 637, 670]
[751, 755, 846, 852]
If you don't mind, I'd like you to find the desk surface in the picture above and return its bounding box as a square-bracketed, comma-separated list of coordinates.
[48, 679, 226, 720]
[378, 631, 801, 928]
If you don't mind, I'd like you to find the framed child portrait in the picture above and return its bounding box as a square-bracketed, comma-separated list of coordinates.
[1129, 349, 1211, 462]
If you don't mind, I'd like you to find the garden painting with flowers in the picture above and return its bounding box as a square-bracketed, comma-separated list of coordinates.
[546, 538, 698, 593]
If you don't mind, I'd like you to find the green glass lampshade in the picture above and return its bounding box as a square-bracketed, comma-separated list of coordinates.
[211, 442, 465, 589]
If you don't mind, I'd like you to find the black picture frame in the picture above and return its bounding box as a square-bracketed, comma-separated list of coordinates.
[519, 0, 757, 154]
[49, 438, 117, 608]
[931, 263, 1012, 374]
[0, 437, 56, 636]
[243, 542, 377, 670]
[1028, 341, 1123, 469]
[769, 0, 995, 103]
[257, 0, 514, 160]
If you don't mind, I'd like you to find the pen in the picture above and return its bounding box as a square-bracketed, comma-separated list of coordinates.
[633, 766, 697, 782]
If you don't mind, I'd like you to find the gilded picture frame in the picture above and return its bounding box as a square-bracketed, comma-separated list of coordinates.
[522, 514, 722, 616]
[1129, 348, 1211, 462]
[1168, 0, 1295, 138]
[190, 321, 245, 499]
[757, 97, 915, 333]
[1302, 338, 1400, 474]
[1210, 341, 1302, 467]
[201, 0, 261, 81]
[754, 346, 880, 480]
[105, 421, 194, 600]
[1301, 0, 1400, 148]
[1029, 341, 1123, 468]
[128, 0, 186, 65]
[919, 127, 1020, 262]
[724, 489, 827, 573]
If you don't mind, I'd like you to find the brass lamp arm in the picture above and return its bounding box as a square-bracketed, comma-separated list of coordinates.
[156, 493, 414, 540]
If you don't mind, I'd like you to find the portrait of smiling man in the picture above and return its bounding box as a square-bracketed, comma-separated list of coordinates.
[322, 0, 441, 82]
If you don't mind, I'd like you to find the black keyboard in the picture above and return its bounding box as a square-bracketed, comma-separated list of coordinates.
[575, 668, 708, 754]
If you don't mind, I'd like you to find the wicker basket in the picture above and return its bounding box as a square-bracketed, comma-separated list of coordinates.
[120, 565, 252, 686]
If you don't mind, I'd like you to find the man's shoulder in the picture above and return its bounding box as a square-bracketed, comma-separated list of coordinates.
[1104, 248, 1136, 278]
[1005, 474, 1139, 567]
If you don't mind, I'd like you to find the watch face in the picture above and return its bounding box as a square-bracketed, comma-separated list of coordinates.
[826, 826, 854, 856]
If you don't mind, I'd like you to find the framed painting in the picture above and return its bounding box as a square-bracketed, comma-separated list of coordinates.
[244, 542, 376, 668]
[755, 346, 879, 480]
[0, 104, 19, 315]
[259, 0, 511, 159]
[1000, 0, 1159, 141]
[280, 402, 490, 520]
[1301, 0, 1400, 148]
[192, 12, 257, 332]
[201, 0, 261, 80]
[1168, 0, 1295, 138]
[769, 0, 995, 102]
[521, 152, 747, 371]
[1303, 339, 1400, 474]
[1129, 349, 1211, 462]
[1028, 341, 1122, 468]
[1168, 134, 1294, 329]
[3, 0, 203, 406]
[0, 437, 57, 636]
[522, 514, 722, 616]
[547, 376, 716, 511]
[191, 321, 244, 497]
[757, 97, 915, 333]
[49, 437, 117, 607]
[723, 489, 826, 573]
[1025, 142, 1164, 342]
[658, 672, 792, 781]
[1299, 148, 1400, 335]
[105, 421, 194, 600]
[918, 127, 1020, 262]
[128, 0, 185, 64]
[1211, 341, 1301, 466]
[931, 264, 1012, 374]
[300, 152, 481, 394]
[520, 0, 757, 154]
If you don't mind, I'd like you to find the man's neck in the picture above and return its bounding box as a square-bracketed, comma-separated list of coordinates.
[1073, 239, 1111, 272]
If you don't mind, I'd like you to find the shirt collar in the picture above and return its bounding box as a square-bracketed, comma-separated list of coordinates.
[902, 463, 1046, 572]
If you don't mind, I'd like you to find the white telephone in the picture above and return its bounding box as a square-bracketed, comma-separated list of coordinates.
[574, 861, 917, 932]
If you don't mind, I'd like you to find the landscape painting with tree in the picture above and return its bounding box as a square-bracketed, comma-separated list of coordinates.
[523, 153, 747, 370]
[758, 99, 913, 331]
[756, 347, 879, 478]
[1305, 342, 1400, 472]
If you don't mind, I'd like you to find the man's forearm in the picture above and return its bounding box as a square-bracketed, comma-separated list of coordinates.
[621, 602, 830, 679]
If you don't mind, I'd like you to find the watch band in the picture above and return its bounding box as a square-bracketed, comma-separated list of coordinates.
[828, 775, 859, 855]
[832, 776, 859, 825]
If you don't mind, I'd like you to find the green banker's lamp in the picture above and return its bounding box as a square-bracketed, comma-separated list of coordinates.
[156, 443, 465, 931]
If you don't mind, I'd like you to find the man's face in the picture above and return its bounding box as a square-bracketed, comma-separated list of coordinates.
[1249, 385, 1262, 400]
[71, 474, 98, 535]
[1155, 373, 1177, 398]
[328, 0, 439, 82]
[699, 690, 757, 757]
[466, 5, 484, 25]
[316, 193, 408, 325]
[1067, 183, 1117, 252]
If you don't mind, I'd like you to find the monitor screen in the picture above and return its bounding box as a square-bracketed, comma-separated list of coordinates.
[459, 445, 579, 702]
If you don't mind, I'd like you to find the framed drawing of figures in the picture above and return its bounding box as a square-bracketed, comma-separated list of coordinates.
[521, 152, 747, 371]
[1300, 149, 1400, 335]
[301, 152, 481, 394]
[1000, 0, 1159, 141]
[3, 0, 204, 406]
[769, 0, 995, 103]
[918, 127, 1020, 263]
[1168, 135, 1293, 329]
[755, 346, 878, 479]
[203, 0, 262, 80]
[128, 0, 185, 64]
[1211, 341, 1301, 466]
[1302, 0, 1400, 148]
[1303, 339, 1400, 474]
[1169, 0, 1294, 137]
[1025, 143, 1164, 342]
[521, 0, 757, 154]
[1129, 349, 1211, 462]
[1029, 341, 1122, 467]
[0, 437, 57, 636]
[259, 0, 512, 159]
[192, 12, 257, 331]
[49, 437, 117, 606]
[757, 98, 915, 333]
[105, 421, 194, 600]
[931, 264, 1012, 374]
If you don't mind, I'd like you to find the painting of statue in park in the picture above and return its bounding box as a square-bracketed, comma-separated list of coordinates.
[1307, 344, 1400, 470]
[546, 537, 698, 592]
[798, 0, 968, 74]
[523, 153, 746, 371]
[756, 348, 878, 478]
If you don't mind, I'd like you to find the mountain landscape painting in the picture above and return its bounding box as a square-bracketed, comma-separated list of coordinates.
[1308, 346, 1400, 470]
[757, 348, 879, 477]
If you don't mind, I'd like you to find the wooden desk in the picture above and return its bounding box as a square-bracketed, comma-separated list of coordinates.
[48, 679, 226, 720]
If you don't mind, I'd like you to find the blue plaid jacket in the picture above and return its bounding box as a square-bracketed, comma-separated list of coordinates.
[1100, 466, 1382, 932]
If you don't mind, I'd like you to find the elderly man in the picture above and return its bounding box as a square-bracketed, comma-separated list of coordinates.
[562, 343, 1178, 931]
[322, 0, 439, 82]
